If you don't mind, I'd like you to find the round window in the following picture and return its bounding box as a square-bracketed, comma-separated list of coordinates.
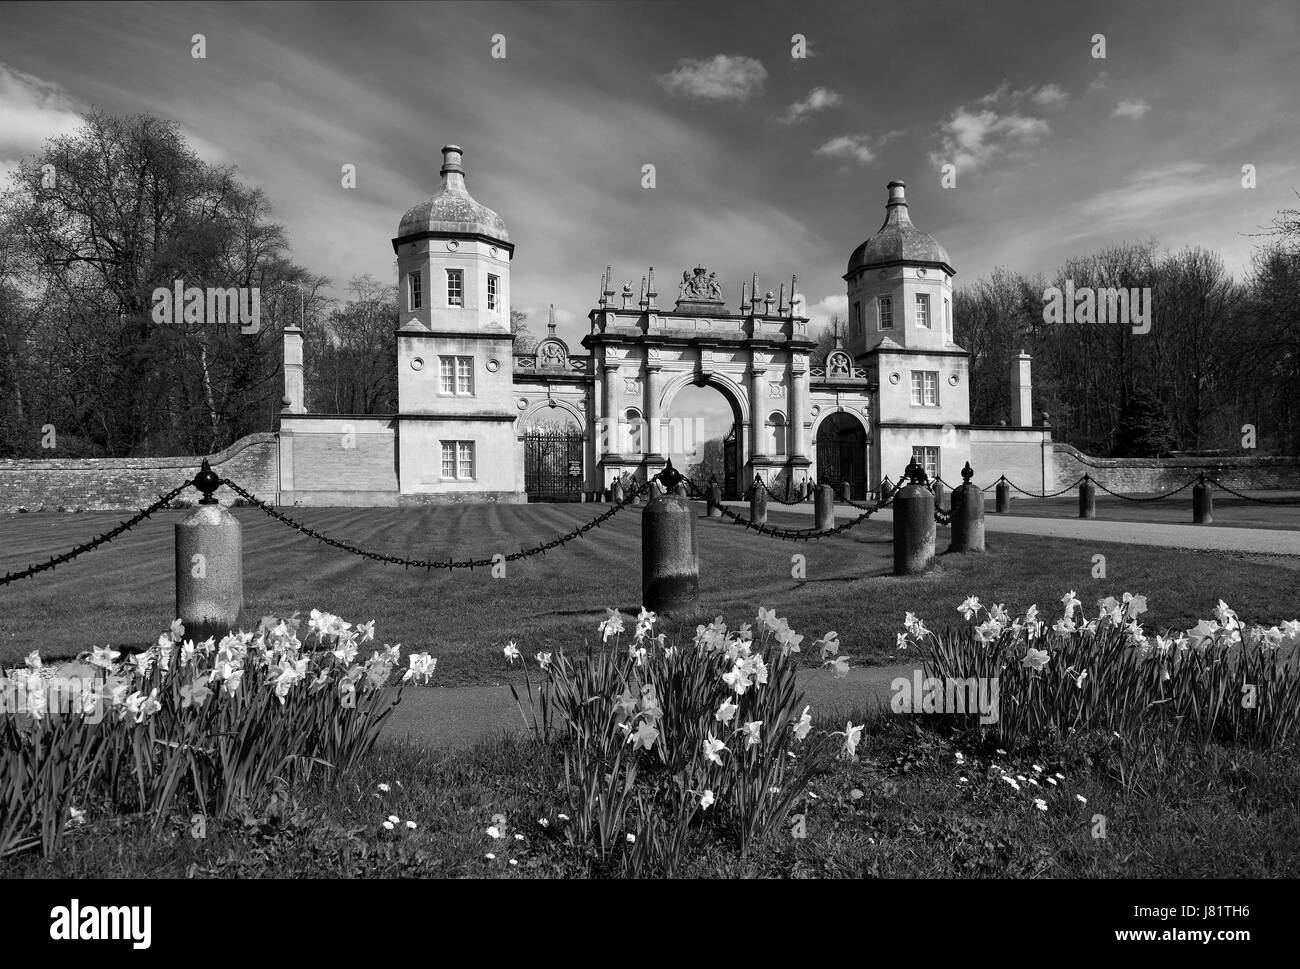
[446, 239, 460, 251]
[889, 372, 900, 385]
[411, 357, 424, 371]
[486, 359, 500, 373]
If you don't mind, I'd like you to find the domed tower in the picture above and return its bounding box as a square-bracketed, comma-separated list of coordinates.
[844, 181, 969, 487]
[391, 145, 522, 500]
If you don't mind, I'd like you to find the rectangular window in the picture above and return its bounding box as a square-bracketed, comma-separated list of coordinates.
[878, 296, 893, 329]
[409, 271, 422, 311]
[487, 274, 498, 311]
[944, 298, 951, 336]
[912, 446, 939, 480]
[851, 301, 862, 337]
[910, 370, 939, 406]
[439, 355, 474, 395]
[441, 441, 475, 479]
[916, 293, 931, 328]
[447, 269, 463, 307]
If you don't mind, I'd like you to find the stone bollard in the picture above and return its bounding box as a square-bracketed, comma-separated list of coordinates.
[707, 481, 724, 518]
[933, 479, 946, 511]
[1193, 476, 1213, 524]
[610, 479, 624, 504]
[893, 470, 936, 575]
[949, 462, 985, 553]
[815, 484, 836, 531]
[840, 480, 852, 503]
[995, 478, 1011, 513]
[1079, 476, 1096, 519]
[642, 494, 699, 613]
[750, 479, 767, 525]
[175, 501, 243, 643]
[879, 478, 895, 503]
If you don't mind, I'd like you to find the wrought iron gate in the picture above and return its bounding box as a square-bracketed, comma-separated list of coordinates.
[815, 413, 868, 497]
[723, 424, 738, 499]
[524, 430, 585, 502]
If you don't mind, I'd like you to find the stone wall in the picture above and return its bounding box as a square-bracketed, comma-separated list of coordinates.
[0, 433, 279, 513]
[1053, 444, 1300, 492]
[969, 426, 1055, 492]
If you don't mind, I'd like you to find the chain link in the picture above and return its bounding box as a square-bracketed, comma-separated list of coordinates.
[219, 477, 652, 570]
[1088, 476, 1197, 502]
[713, 499, 884, 541]
[1002, 475, 1088, 498]
[1204, 478, 1300, 505]
[0, 483, 194, 586]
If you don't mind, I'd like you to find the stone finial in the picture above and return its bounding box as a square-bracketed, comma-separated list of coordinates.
[777, 282, 786, 315]
[647, 266, 657, 309]
[440, 145, 467, 193]
[961, 461, 973, 483]
[547, 303, 557, 335]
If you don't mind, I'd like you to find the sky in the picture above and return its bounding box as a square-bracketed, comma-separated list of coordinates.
[2, 0, 1299, 439]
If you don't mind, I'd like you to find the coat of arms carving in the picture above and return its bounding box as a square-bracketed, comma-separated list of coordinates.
[678, 265, 723, 301]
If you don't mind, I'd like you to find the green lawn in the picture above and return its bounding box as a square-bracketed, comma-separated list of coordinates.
[3, 502, 1299, 682]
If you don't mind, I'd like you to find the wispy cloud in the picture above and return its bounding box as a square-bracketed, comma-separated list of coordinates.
[815, 131, 898, 167]
[1113, 98, 1150, 120]
[780, 86, 842, 124]
[1032, 83, 1069, 108]
[657, 54, 767, 103]
[0, 63, 84, 183]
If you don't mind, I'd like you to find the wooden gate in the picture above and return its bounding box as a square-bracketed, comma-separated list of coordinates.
[524, 430, 585, 502]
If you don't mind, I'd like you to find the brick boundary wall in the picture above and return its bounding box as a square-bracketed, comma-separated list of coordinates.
[0, 433, 279, 513]
[1053, 444, 1300, 492]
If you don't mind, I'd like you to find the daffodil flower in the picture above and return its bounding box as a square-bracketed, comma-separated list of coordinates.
[699, 790, 715, 810]
[703, 734, 729, 765]
[792, 705, 812, 741]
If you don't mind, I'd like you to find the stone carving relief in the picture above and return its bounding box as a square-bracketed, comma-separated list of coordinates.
[537, 340, 566, 368]
[679, 265, 723, 301]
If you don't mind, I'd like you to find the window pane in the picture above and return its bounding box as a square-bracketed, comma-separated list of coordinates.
[439, 357, 453, 393]
[456, 356, 472, 394]
[879, 297, 892, 329]
[487, 274, 498, 311]
[924, 372, 937, 405]
[916, 294, 930, 328]
[447, 270, 463, 306]
[910, 371, 922, 405]
[410, 271, 422, 310]
[441, 442, 455, 478]
[458, 442, 474, 478]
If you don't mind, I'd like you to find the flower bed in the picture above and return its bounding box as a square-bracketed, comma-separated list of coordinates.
[0, 611, 434, 858]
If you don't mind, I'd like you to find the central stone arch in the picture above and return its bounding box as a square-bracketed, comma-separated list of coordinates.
[659, 370, 749, 497]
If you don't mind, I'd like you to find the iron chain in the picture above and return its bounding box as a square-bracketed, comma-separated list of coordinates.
[0, 483, 194, 586]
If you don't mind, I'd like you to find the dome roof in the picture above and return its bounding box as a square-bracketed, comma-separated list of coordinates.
[396, 146, 509, 244]
[847, 181, 951, 276]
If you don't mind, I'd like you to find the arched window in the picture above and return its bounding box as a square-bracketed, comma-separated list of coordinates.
[624, 407, 644, 454]
[767, 412, 787, 456]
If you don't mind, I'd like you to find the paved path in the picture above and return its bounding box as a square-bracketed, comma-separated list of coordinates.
[382, 663, 915, 750]
[723, 501, 1300, 556]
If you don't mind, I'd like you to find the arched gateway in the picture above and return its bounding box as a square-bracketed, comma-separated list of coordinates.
[276, 146, 1053, 506]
